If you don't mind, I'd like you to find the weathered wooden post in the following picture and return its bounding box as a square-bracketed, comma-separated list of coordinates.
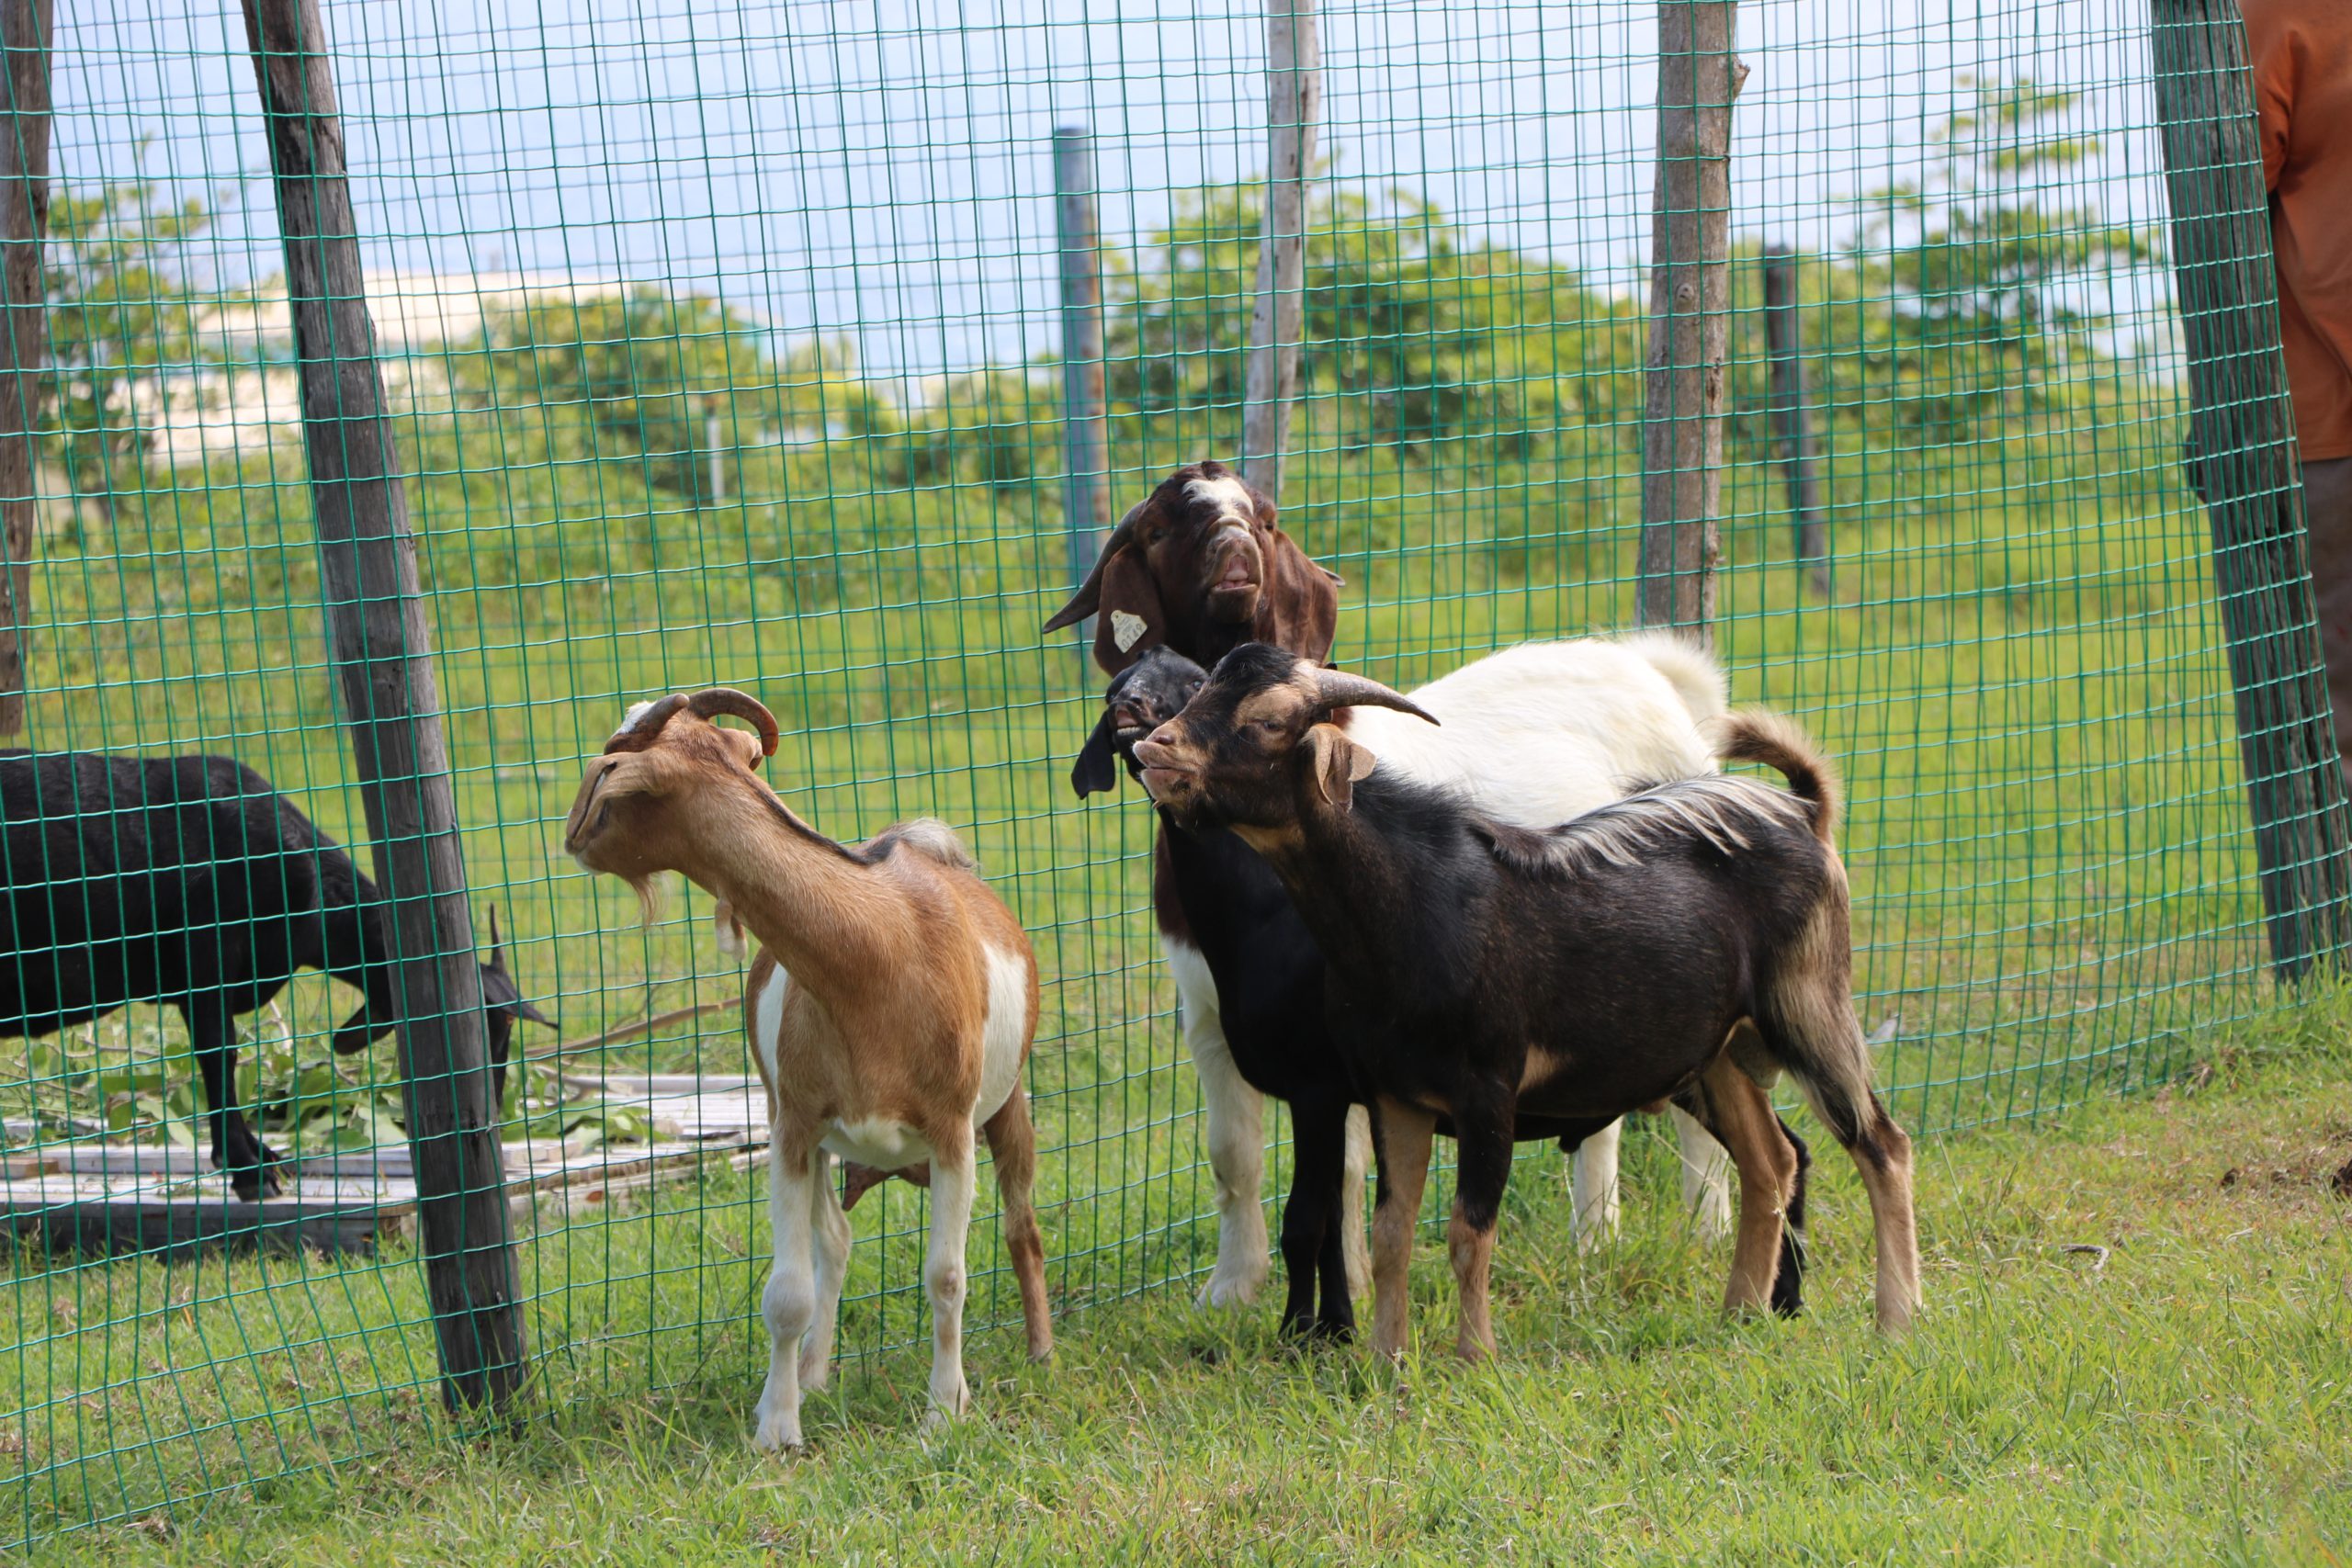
[2152, 0, 2352, 978]
[1760, 243, 1829, 597]
[1054, 126, 1111, 609]
[242, 0, 529, 1407]
[1637, 0, 1741, 637]
[1240, 0, 1319, 500]
[0, 0, 51, 737]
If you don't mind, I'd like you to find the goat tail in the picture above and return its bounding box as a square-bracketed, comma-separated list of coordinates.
[1615, 629, 1727, 727]
[1711, 707, 1840, 848]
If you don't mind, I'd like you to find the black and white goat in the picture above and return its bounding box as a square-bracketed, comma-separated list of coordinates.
[1075, 648, 1808, 1339]
[1134, 646, 1920, 1359]
[1075, 648, 1360, 1337]
[1049, 461, 1736, 1311]
[0, 750, 552, 1198]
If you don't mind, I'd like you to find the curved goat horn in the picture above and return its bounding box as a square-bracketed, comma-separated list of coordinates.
[687, 687, 781, 757]
[603, 693, 688, 752]
[1310, 668, 1440, 726]
[1042, 496, 1152, 633]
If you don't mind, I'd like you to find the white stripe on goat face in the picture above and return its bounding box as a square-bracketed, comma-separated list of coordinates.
[1185, 472, 1257, 536]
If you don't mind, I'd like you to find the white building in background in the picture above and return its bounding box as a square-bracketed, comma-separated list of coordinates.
[130, 271, 629, 471]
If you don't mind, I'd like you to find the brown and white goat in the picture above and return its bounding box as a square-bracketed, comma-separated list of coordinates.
[562, 688, 1051, 1450]
[1136, 646, 1920, 1360]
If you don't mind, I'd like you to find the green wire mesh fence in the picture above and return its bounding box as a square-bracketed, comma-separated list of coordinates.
[2, 0, 2342, 1540]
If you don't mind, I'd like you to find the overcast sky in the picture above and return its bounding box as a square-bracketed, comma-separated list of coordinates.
[53, 0, 2175, 383]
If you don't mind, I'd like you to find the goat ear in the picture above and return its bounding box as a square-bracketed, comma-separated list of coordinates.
[1255, 526, 1341, 664]
[595, 753, 668, 800]
[720, 728, 767, 771]
[1083, 546, 1169, 677]
[1045, 493, 1152, 634]
[1305, 724, 1374, 813]
[500, 995, 556, 1028]
[1069, 709, 1122, 797]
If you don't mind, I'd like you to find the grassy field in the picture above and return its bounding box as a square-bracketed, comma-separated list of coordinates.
[0, 379, 2313, 1546]
[14, 986, 2350, 1563]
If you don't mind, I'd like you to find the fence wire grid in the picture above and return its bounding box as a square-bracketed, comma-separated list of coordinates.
[0, 0, 2336, 1540]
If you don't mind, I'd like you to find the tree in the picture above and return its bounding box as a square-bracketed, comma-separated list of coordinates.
[461, 287, 780, 503]
[889, 368, 1057, 492]
[1102, 179, 1640, 458]
[41, 173, 214, 520]
[1849, 77, 2159, 440]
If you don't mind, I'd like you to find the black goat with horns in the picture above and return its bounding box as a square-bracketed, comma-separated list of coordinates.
[0, 750, 552, 1198]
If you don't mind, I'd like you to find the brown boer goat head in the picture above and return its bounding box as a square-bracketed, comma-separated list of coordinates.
[1043, 458, 1343, 677]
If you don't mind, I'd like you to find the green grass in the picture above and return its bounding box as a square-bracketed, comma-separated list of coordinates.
[0, 378, 2313, 1546]
[17, 993, 2352, 1563]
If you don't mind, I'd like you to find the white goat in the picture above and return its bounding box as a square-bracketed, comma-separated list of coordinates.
[562, 688, 1051, 1451]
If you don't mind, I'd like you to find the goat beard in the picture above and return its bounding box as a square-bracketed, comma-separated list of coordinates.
[620, 873, 662, 927]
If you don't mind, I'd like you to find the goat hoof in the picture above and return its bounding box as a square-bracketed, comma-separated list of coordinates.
[1198, 1269, 1266, 1309]
[225, 1153, 284, 1202]
[751, 1431, 808, 1457]
[1280, 1314, 1353, 1348]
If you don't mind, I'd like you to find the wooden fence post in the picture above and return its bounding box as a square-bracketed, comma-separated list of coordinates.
[1637, 0, 1741, 637]
[1240, 0, 1318, 500]
[0, 0, 51, 738]
[241, 0, 529, 1408]
[2151, 0, 2352, 979]
[1760, 243, 1829, 597]
[1054, 126, 1111, 610]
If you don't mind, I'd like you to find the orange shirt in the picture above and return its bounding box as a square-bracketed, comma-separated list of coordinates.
[2249, 0, 2352, 461]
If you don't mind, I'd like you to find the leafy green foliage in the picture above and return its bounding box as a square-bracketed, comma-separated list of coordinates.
[40, 166, 218, 521]
[1843, 77, 2161, 440]
[452, 287, 775, 504]
[1104, 180, 1642, 457]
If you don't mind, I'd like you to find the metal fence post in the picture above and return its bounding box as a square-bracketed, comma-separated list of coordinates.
[2151, 0, 2352, 978]
[1054, 126, 1111, 611]
[241, 0, 529, 1410]
[1760, 243, 1830, 598]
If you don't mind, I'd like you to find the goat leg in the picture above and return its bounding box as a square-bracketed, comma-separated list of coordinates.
[187, 1000, 280, 1201]
[982, 1087, 1054, 1362]
[1447, 1095, 1513, 1362]
[1368, 1096, 1436, 1361]
[1688, 1056, 1795, 1315]
[1279, 1091, 1351, 1342]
